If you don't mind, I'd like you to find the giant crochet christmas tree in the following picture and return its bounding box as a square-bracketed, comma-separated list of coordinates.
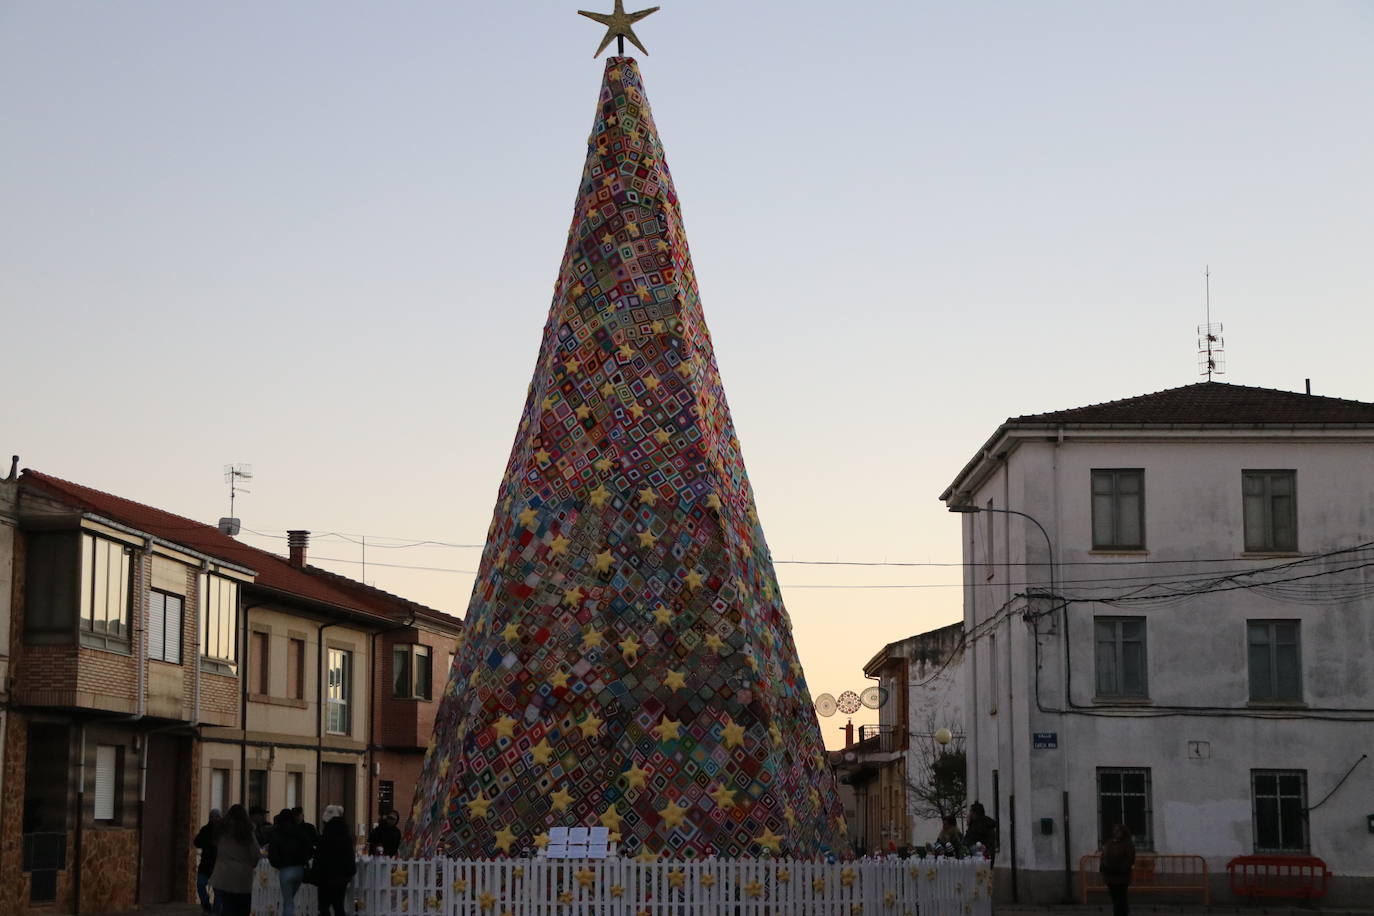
[406, 57, 847, 860]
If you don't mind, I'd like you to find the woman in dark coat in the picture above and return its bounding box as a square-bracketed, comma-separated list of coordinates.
[1099, 823, 1137, 916]
[313, 814, 358, 916]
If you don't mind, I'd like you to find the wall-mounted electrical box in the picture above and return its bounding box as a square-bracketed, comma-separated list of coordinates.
[1040, 817, 1054, 836]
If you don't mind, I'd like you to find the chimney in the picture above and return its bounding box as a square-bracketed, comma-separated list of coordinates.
[287, 530, 310, 568]
[843, 719, 855, 748]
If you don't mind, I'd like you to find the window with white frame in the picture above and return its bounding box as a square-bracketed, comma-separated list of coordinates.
[200, 574, 239, 667]
[286, 772, 303, 811]
[1094, 617, 1147, 698]
[1252, 769, 1307, 852]
[1092, 469, 1145, 549]
[1248, 620, 1302, 702]
[1243, 470, 1297, 552]
[393, 644, 433, 699]
[210, 768, 230, 814]
[80, 534, 132, 650]
[147, 591, 184, 664]
[1097, 767, 1152, 849]
[326, 648, 352, 734]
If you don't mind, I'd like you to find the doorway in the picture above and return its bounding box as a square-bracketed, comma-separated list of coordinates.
[320, 762, 356, 828]
[140, 734, 190, 904]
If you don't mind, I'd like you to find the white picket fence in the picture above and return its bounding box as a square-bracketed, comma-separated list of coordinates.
[250, 855, 992, 916]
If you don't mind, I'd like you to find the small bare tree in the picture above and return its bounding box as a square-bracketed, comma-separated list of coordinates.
[904, 711, 967, 822]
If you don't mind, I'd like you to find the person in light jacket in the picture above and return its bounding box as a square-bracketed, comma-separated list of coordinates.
[1099, 823, 1137, 916]
[210, 805, 259, 916]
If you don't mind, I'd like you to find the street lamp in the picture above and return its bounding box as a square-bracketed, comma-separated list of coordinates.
[947, 504, 1056, 609]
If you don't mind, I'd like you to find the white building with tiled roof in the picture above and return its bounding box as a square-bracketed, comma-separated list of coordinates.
[940, 381, 1374, 905]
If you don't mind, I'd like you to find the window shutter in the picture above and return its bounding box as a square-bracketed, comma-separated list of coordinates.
[94, 745, 118, 820]
[147, 593, 165, 661]
[165, 595, 183, 664]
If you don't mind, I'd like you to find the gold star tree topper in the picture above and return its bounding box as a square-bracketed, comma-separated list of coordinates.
[578, 1, 660, 57]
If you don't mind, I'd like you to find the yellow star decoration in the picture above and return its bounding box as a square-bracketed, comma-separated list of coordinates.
[518, 506, 538, 527]
[599, 807, 624, 832]
[777, 868, 791, 884]
[651, 316, 666, 330]
[700, 873, 716, 889]
[466, 795, 492, 819]
[745, 881, 763, 899]
[637, 486, 658, 506]
[580, 628, 604, 651]
[658, 802, 687, 829]
[549, 534, 571, 556]
[851, 905, 864, 916]
[652, 717, 680, 740]
[745, 653, 759, 672]
[885, 891, 897, 907]
[564, 585, 584, 607]
[769, 722, 783, 746]
[841, 867, 856, 887]
[533, 832, 550, 850]
[493, 826, 516, 853]
[531, 738, 554, 765]
[478, 891, 496, 910]
[549, 786, 574, 812]
[643, 374, 661, 390]
[575, 404, 592, 419]
[599, 382, 616, 397]
[576, 868, 596, 889]
[812, 877, 826, 893]
[534, 447, 552, 463]
[755, 827, 782, 854]
[783, 805, 797, 828]
[557, 890, 573, 905]
[708, 784, 735, 809]
[493, 716, 517, 740]
[589, 484, 611, 507]
[578, 713, 603, 737]
[624, 764, 649, 790]
[502, 622, 521, 642]
[809, 788, 821, 807]
[636, 530, 657, 547]
[627, 402, 646, 419]
[676, 360, 693, 378]
[619, 636, 640, 661]
[594, 549, 615, 572]
[610, 884, 625, 898]
[705, 493, 722, 510]
[593, 456, 615, 473]
[452, 877, 468, 893]
[635, 850, 657, 864]
[703, 633, 724, 652]
[721, 718, 746, 748]
[563, 357, 581, 373]
[653, 429, 671, 445]
[663, 669, 686, 691]
[683, 569, 704, 589]
[549, 669, 570, 689]
[667, 869, 685, 889]
[652, 604, 673, 625]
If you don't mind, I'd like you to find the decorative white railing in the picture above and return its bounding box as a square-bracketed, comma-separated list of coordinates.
[251, 855, 992, 916]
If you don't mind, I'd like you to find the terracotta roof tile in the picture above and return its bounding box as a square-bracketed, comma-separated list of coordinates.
[20, 470, 461, 628]
[1010, 381, 1374, 426]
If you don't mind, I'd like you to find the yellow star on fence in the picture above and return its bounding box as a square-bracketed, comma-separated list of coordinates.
[841, 867, 856, 887]
[777, 868, 791, 884]
[812, 877, 826, 893]
[577, 867, 597, 889]
[610, 884, 625, 898]
[667, 869, 685, 888]
[478, 891, 496, 910]
[557, 890, 574, 904]
[746, 880, 763, 899]
[700, 873, 716, 889]
[635, 850, 657, 864]
[452, 878, 468, 893]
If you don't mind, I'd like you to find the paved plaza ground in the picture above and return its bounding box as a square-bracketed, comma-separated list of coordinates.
[122, 903, 1374, 916]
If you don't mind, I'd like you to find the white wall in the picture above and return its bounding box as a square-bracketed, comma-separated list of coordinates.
[957, 431, 1374, 900]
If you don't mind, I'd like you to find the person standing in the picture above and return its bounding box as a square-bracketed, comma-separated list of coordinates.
[963, 801, 999, 862]
[269, 808, 315, 916]
[313, 814, 358, 916]
[1100, 823, 1136, 916]
[368, 809, 402, 856]
[194, 808, 222, 915]
[934, 814, 962, 848]
[210, 805, 259, 916]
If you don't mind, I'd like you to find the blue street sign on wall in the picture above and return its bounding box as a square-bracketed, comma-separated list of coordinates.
[1033, 732, 1058, 749]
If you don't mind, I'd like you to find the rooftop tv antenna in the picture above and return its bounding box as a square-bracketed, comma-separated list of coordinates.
[220, 464, 252, 536]
[1197, 266, 1225, 380]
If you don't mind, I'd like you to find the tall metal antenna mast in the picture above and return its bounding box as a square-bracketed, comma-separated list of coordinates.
[224, 464, 253, 521]
[1197, 266, 1225, 380]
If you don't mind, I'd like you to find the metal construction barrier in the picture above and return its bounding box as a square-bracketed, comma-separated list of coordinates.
[1226, 854, 1331, 900]
[251, 854, 994, 915]
[1079, 853, 1209, 904]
